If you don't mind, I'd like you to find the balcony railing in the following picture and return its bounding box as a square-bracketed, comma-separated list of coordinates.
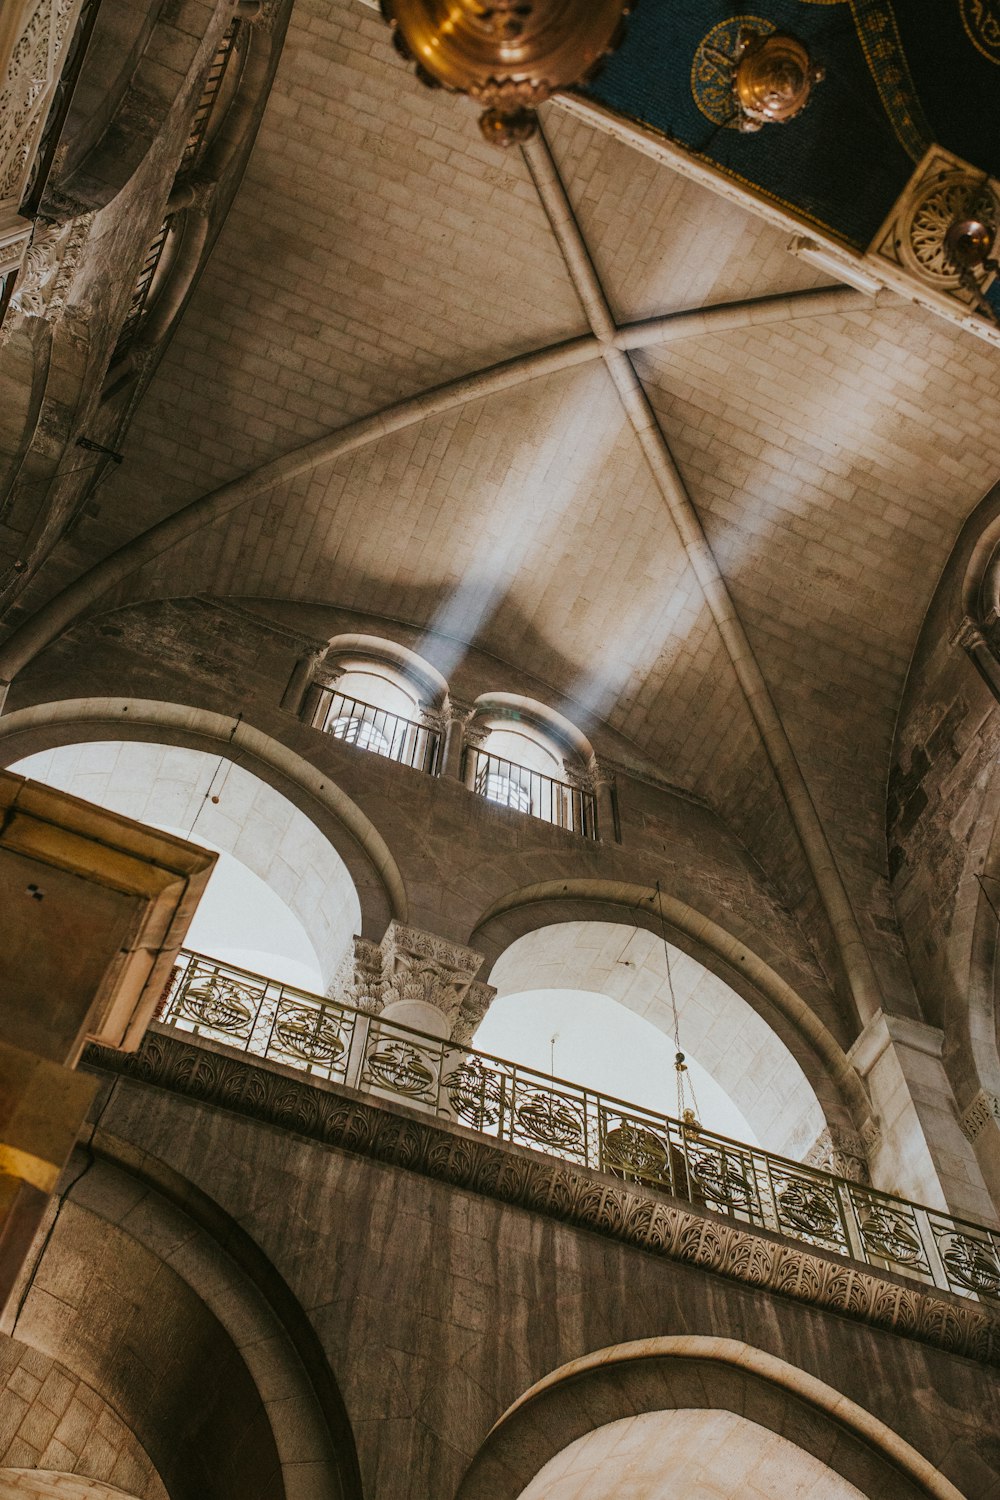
[315, 688, 441, 773]
[19, 0, 103, 218]
[112, 215, 172, 362]
[161, 949, 1000, 1305]
[178, 19, 240, 173]
[465, 746, 598, 839]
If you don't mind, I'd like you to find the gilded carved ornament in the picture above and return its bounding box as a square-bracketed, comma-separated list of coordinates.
[378, 0, 631, 145]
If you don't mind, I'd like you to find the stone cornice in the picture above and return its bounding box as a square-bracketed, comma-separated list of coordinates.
[83, 1031, 1000, 1368]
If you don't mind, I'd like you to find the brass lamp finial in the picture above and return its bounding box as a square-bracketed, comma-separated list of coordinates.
[731, 27, 823, 132]
[380, 0, 632, 145]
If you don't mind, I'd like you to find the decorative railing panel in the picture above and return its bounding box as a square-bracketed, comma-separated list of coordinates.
[464, 746, 598, 839]
[161, 950, 1000, 1304]
[112, 214, 171, 361]
[178, 18, 240, 174]
[315, 687, 441, 774]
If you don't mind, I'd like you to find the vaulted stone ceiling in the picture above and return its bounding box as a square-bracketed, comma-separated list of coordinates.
[22, 0, 1000, 968]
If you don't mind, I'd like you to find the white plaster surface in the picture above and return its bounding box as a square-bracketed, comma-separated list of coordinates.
[517, 1409, 869, 1500]
[11, 741, 360, 985]
[487, 923, 825, 1159]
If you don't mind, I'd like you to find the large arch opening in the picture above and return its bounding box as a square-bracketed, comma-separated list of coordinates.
[477, 921, 827, 1159]
[516, 1409, 868, 1499]
[8, 740, 362, 989]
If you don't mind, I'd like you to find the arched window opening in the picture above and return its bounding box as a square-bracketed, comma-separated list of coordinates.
[478, 921, 827, 1162]
[466, 704, 597, 838]
[310, 647, 444, 773]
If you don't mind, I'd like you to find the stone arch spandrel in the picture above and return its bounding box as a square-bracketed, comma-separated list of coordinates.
[3, 1138, 362, 1500]
[456, 1337, 970, 1500]
[470, 880, 870, 1134]
[0, 696, 406, 938]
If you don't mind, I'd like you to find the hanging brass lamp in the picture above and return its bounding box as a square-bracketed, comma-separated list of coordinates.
[380, 0, 632, 146]
[730, 27, 823, 132]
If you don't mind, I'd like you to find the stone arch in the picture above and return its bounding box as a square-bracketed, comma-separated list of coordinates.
[455, 1337, 967, 1500]
[484, 920, 827, 1159]
[471, 880, 871, 1137]
[9, 737, 360, 986]
[324, 634, 449, 710]
[4, 1131, 362, 1500]
[0, 1478, 143, 1498]
[0, 696, 407, 941]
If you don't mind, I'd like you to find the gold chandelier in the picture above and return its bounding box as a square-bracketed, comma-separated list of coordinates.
[380, 0, 632, 145]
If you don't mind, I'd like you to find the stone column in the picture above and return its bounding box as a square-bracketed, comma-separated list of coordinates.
[849, 1011, 997, 1224]
[439, 698, 475, 780]
[953, 616, 1000, 705]
[462, 721, 490, 790]
[590, 757, 617, 842]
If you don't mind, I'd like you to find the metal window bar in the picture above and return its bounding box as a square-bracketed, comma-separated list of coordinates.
[112, 216, 172, 363]
[465, 746, 598, 838]
[179, 20, 240, 173]
[316, 688, 441, 773]
[20, 0, 104, 218]
[160, 948, 1000, 1306]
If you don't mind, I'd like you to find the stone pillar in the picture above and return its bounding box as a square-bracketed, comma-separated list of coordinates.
[280, 644, 329, 716]
[462, 721, 490, 790]
[953, 616, 1000, 705]
[0, 1040, 97, 1315]
[849, 1011, 997, 1224]
[438, 698, 473, 780]
[590, 757, 617, 842]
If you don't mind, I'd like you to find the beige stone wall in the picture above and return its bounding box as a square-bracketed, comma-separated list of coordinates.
[0, 1341, 164, 1500]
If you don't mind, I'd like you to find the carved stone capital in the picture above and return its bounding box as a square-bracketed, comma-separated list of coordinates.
[450, 979, 497, 1048]
[7, 212, 94, 322]
[589, 756, 617, 787]
[962, 1090, 1000, 1143]
[445, 696, 478, 724]
[559, 763, 593, 792]
[328, 936, 383, 1013]
[379, 921, 484, 1031]
[804, 1124, 871, 1184]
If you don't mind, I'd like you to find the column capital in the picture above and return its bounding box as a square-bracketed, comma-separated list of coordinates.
[450, 980, 497, 1047]
[804, 1124, 872, 1183]
[961, 1089, 1000, 1143]
[380, 922, 484, 1033]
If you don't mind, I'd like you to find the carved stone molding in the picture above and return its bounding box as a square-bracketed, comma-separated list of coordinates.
[589, 756, 617, 788]
[867, 145, 1000, 343]
[329, 935, 383, 1013]
[952, 615, 990, 654]
[451, 979, 497, 1047]
[380, 921, 484, 1031]
[331, 924, 488, 1036]
[962, 1090, 1000, 1143]
[6, 211, 93, 321]
[1, 0, 82, 207]
[804, 1125, 870, 1184]
[84, 1030, 1000, 1369]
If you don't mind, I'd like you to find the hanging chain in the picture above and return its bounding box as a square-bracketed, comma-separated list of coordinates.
[655, 881, 702, 1133]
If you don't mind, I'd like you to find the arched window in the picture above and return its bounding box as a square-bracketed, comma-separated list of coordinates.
[465, 697, 597, 837]
[306, 637, 447, 774]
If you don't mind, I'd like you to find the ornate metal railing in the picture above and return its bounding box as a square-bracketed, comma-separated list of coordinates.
[160, 949, 1000, 1304]
[314, 687, 441, 773]
[178, 19, 240, 173]
[111, 215, 172, 362]
[464, 746, 598, 838]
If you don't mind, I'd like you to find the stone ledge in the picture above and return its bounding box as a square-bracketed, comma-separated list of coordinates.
[82, 1029, 1000, 1368]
